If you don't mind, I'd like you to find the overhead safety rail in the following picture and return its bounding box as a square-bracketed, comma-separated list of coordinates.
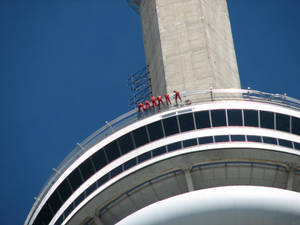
[128, 66, 152, 109]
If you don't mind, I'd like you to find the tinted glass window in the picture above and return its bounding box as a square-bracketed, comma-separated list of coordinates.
[133, 126, 149, 148]
[91, 149, 107, 171]
[292, 117, 300, 135]
[163, 116, 179, 136]
[167, 142, 182, 152]
[244, 110, 258, 127]
[110, 165, 123, 178]
[124, 158, 137, 170]
[86, 182, 97, 196]
[68, 168, 83, 191]
[55, 215, 64, 225]
[74, 192, 85, 207]
[152, 146, 166, 157]
[260, 111, 274, 129]
[138, 151, 151, 163]
[276, 113, 290, 132]
[105, 141, 120, 162]
[178, 113, 195, 132]
[147, 121, 164, 141]
[48, 191, 62, 215]
[198, 136, 213, 144]
[64, 203, 74, 218]
[79, 159, 95, 181]
[183, 138, 197, 147]
[231, 135, 245, 142]
[57, 179, 72, 202]
[211, 110, 226, 127]
[118, 133, 134, 154]
[97, 174, 109, 187]
[263, 136, 277, 145]
[227, 109, 242, 126]
[215, 135, 229, 143]
[278, 139, 293, 148]
[294, 142, 300, 150]
[35, 204, 53, 225]
[194, 111, 210, 129]
[247, 135, 261, 142]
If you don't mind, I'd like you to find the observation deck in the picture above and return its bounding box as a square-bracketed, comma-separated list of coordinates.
[25, 89, 300, 225]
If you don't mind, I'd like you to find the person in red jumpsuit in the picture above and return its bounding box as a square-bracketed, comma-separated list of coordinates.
[157, 95, 164, 106]
[164, 93, 171, 105]
[138, 103, 145, 112]
[174, 90, 182, 104]
[150, 96, 158, 108]
[144, 100, 151, 110]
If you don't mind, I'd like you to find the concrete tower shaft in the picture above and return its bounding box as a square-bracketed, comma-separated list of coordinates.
[139, 0, 241, 96]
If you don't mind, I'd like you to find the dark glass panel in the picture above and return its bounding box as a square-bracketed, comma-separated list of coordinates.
[183, 138, 197, 147]
[105, 141, 120, 162]
[263, 136, 277, 145]
[152, 146, 166, 157]
[34, 204, 52, 225]
[138, 151, 151, 163]
[97, 174, 109, 187]
[276, 113, 290, 132]
[244, 110, 258, 127]
[247, 135, 261, 142]
[86, 182, 97, 197]
[57, 179, 72, 202]
[91, 150, 107, 171]
[292, 117, 300, 135]
[211, 110, 226, 127]
[118, 133, 134, 154]
[163, 116, 179, 136]
[47, 191, 62, 215]
[231, 135, 245, 142]
[178, 113, 195, 132]
[133, 126, 149, 148]
[64, 203, 74, 218]
[198, 136, 213, 144]
[147, 121, 164, 141]
[110, 165, 123, 178]
[294, 142, 300, 150]
[55, 215, 64, 225]
[124, 158, 137, 170]
[167, 142, 182, 152]
[215, 135, 229, 143]
[74, 192, 85, 207]
[227, 109, 242, 126]
[260, 111, 274, 129]
[278, 139, 293, 148]
[68, 168, 83, 191]
[194, 111, 210, 129]
[79, 159, 95, 181]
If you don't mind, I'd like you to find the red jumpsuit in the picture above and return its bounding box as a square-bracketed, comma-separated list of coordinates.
[138, 103, 145, 112]
[157, 96, 164, 106]
[144, 100, 151, 110]
[164, 93, 171, 104]
[174, 90, 182, 102]
[150, 96, 158, 107]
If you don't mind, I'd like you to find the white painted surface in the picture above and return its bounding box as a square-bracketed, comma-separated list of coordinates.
[117, 186, 300, 225]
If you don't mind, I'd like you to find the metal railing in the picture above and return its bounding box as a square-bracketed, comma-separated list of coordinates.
[25, 88, 300, 225]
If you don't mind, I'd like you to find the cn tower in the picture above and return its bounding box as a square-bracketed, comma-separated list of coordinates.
[25, 1, 300, 225]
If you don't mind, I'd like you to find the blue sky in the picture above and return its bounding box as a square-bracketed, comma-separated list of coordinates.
[0, 1, 299, 224]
